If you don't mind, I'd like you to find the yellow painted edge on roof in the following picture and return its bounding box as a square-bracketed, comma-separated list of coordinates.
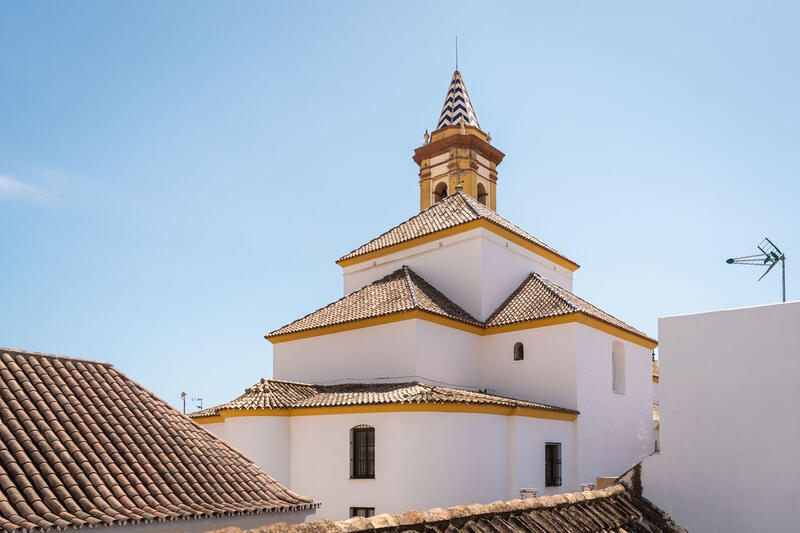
[336, 218, 580, 272]
[268, 310, 657, 349]
[653, 376, 659, 383]
[267, 310, 483, 342]
[192, 403, 578, 424]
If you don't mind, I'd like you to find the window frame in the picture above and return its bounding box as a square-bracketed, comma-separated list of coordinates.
[350, 425, 375, 479]
[545, 442, 562, 487]
[350, 507, 375, 518]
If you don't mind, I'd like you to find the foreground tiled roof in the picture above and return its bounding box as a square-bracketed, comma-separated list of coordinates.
[0, 348, 317, 532]
[268, 266, 480, 338]
[486, 273, 656, 344]
[190, 380, 577, 419]
[337, 192, 577, 268]
[210, 484, 686, 533]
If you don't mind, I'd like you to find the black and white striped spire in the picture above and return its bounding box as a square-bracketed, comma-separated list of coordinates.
[436, 70, 480, 131]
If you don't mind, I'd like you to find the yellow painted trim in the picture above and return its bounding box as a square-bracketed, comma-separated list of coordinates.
[267, 310, 483, 343]
[652, 376, 660, 383]
[192, 402, 578, 424]
[336, 219, 580, 272]
[268, 309, 657, 349]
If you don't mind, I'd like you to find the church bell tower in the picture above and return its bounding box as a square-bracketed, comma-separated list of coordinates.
[413, 70, 505, 211]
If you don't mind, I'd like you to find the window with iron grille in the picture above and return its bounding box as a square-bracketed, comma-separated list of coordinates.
[350, 425, 375, 479]
[545, 442, 562, 487]
[350, 507, 375, 518]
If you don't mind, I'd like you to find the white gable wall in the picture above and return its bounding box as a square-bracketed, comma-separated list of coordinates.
[341, 228, 573, 322]
[479, 323, 579, 410]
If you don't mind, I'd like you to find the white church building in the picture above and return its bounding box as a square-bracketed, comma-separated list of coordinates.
[191, 70, 658, 521]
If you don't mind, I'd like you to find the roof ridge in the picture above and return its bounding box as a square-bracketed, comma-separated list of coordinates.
[459, 190, 483, 218]
[484, 273, 538, 324]
[0, 347, 115, 367]
[337, 195, 463, 262]
[266, 268, 408, 337]
[530, 273, 579, 313]
[402, 265, 420, 307]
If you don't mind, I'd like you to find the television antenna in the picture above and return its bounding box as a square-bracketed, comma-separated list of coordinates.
[726, 237, 786, 302]
[191, 397, 203, 411]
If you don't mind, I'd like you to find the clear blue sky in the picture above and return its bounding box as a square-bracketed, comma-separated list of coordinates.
[1, 1, 797, 411]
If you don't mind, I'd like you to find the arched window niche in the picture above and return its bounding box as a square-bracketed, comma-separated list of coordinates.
[513, 342, 524, 361]
[477, 182, 488, 205]
[612, 342, 626, 395]
[433, 182, 448, 203]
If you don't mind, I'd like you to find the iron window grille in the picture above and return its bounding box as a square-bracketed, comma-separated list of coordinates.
[350, 425, 375, 479]
[545, 442, 562, 487]
[350, 507, 375, 518]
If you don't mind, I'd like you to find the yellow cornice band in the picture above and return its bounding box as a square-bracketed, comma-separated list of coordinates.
[336, 219, 581, 272]
[192, 402, 578, 425]
[267, 310, 658, 350]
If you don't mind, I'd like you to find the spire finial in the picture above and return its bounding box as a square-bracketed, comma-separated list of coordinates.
[455, 36, 458, 71]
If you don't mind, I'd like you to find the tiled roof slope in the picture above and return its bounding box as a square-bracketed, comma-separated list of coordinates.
[210, 484, 686, 533]
[0, 348, 317, 532]
[486, 273, 656, 344]
[190, 380, 577, 419]
[436, 70, 480, 130]
[337, 192, 577, 268]
[268, 266, 481, 338]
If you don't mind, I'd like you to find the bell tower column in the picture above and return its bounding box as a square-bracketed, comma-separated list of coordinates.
[412, 71, 505, 211]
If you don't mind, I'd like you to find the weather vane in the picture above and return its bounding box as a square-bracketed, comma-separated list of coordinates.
[726, 237, 786, 302]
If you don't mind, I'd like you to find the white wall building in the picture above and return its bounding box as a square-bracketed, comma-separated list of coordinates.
[640, 301, 800, 533]
[192, 70, 657, 522]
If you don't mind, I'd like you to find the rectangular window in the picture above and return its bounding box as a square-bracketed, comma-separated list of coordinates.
[350, 507, 375, 518]
[545, 442, 562, 487]
[350, 426, 375, 479]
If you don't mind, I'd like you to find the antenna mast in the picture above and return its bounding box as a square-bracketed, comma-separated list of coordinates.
[455, 36, 458, 70]
[726, 237, 787, 302]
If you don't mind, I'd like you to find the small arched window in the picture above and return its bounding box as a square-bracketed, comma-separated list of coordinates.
[513, 342, 524, 361]
[350, 425, 374, 479]
[612, 342, 626, 394]
[433, 182, 448, 203]
[477, 183, 488, 205]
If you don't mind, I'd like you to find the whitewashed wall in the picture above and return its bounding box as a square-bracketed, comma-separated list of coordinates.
[341, 228, 573, 321]
[207, 411, 574, 521]
[575, 326, 652, 485]
[641, 301, 800, 533]
[273, 320, 418, 384]
[479, 323, 578, 409]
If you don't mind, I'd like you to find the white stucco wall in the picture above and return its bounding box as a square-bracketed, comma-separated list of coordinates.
[341, 228, 573, 321]
[479, 323, 578, 409]
[575, 326, 652, 484]
[273, 320, 419, 384]
[273, 319, 482, 387]
[209, 411, 575, 522]
[641, 301, 800, 533]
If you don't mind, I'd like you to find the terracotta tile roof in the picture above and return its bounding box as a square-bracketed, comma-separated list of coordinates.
[486, 273, 656, 344]
[0, 348, 317, 532]
[209, 484, 686, 533]
[267, 266, 481, 338]
[652, 359, 659, 378]
[337, 192, 577, 268]
[189, 380, 578, 419]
